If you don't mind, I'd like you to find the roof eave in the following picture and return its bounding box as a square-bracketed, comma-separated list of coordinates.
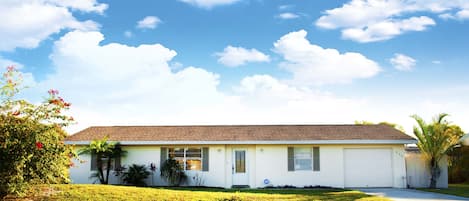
[65, 139, 417, 145]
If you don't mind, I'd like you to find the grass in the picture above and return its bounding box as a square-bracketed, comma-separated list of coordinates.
[419, 183, 469, 198]
[4, 184, 390, 201]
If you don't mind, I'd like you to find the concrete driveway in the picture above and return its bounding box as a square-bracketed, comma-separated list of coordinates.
[357, 188, 469, 201]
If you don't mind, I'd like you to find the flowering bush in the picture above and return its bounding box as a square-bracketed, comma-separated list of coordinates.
[0, 66, 75, 197]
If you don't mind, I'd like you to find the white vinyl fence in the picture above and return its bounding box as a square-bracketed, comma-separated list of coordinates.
[405, 148, 448, 188]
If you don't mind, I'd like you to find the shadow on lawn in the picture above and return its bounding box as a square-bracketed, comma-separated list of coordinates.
[3, 185, 385, 201]
[151, 186, 374, 197]
[153, 186, 342, 193]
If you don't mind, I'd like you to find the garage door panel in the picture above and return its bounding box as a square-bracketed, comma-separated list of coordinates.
[344, 148, 393, 187]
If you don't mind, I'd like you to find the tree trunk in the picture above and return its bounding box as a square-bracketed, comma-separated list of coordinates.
[97, 153, 105, 184]
[429, 158, 441, 189]
[105, 156, 111, 184]
[430, 167, 437, 188]
[98, 167, 105, 184]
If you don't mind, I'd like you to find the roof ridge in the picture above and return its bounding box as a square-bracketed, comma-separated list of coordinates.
[66, 124, 415, 142]
[86, 124, 385, 128]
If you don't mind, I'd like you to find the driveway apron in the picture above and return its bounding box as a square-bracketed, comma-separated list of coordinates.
[356, 188, 469, 201]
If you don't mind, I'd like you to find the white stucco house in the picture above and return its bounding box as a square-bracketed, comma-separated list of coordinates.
[65, 124, 417, 188]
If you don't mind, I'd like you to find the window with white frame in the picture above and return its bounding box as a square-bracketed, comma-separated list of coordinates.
[168, 147, 203, 171]
[293, 147, 312, 171]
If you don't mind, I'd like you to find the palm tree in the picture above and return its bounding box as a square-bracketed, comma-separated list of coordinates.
[79, 137, 126, 184]
[412, 113, 463, 188]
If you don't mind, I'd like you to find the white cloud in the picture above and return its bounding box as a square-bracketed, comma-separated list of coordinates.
[170, 61, 184, 70]
[0, 0, 103, 51]
[124, 31, 133, 38]
[30, 30, 368, 132]
[34, 30, 233, 132]
[231, 75, 469, 135]
[390, 53, 417, 71]
[179, 0, 241, 9]
[457, 9, 469, 19]
[278, 5, 293, 10]
[273, 30, 381, 85]
[48, 0, 107, 13]
[341, 16, 435, 43]
[215, 46, 270, 67]
[137, 16, 161, 29]
[0, 57, 24, 69]
[432, 60, 441, 64]
[231, 74, 369, 122]
[315, 0, 468, 42]
[277, 12, 300, 19]
[439, 9, 469, 20]
[439, 13, 455, 20]
[18, 30, 468, 135]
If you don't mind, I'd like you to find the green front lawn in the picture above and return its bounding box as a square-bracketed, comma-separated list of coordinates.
[7, 184, 390, 201]
[419, 183, 469, 198]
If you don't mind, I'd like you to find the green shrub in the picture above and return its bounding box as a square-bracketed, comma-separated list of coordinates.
[0, 66, 74, 197]
[122, 164, 151, 186]
[160, 158, 187, 186]
[449, 146, 469, 183]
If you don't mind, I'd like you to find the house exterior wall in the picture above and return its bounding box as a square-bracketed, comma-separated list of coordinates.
[405, 152, 448, 188]
[253, 144, 406, 188]
[71, 145, 227, 187]
[70, 144, 407, 188]
[70, 150, 94, 184]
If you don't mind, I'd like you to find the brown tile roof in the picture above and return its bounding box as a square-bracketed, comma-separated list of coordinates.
[65, 124, 415, 142]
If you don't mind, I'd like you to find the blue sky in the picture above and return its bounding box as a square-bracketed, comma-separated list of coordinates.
[1, 0, 468, 133]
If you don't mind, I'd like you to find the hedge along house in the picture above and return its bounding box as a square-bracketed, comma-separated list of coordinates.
[65, 125, 416, 188]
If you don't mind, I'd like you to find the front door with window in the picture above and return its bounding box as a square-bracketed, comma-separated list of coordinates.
[232, 149, 249, 186]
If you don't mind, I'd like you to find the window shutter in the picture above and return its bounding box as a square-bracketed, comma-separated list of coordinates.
[287, 147, 294, 171]
[91, 153, 97, 171]
[160, 147, 167, 169]
[313, 147, 320, 171]
[202, 147, 209, 172]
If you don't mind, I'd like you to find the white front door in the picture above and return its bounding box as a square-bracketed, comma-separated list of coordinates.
[232, 149, 249, 186]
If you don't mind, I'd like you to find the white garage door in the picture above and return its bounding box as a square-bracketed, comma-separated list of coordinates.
[344, 148, 393, 187]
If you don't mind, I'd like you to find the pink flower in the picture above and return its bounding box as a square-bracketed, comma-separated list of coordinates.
[48, 89, 59, 95]
[12, 111, 20, 116]
[6, 65, 15, 71]
[36, 142, 43, 150]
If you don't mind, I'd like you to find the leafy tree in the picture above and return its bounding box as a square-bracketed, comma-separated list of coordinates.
[448, 146, 469, 183]
[0, 66, 74, 197]
[354, 120, 374, 125]
[354, 120, 405, 132]
[79, 137, 126, 184]
[411, 113, 464, 188]
[122, 164, 151, 186]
